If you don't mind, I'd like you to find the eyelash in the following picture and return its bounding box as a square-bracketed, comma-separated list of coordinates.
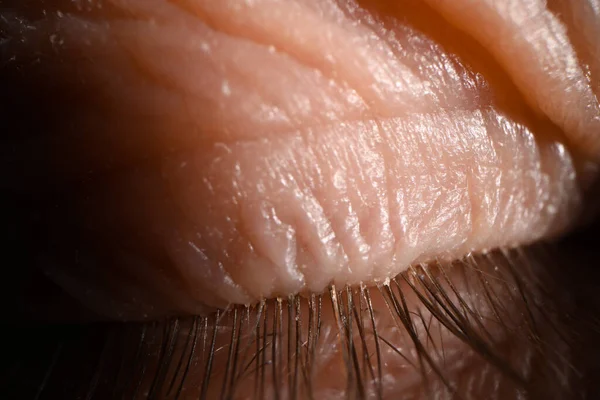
[3, 243, 589, 400]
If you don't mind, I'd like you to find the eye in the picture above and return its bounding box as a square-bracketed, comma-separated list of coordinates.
[1, 0, 600, 399]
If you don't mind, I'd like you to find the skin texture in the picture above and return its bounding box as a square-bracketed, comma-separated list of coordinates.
[1, 0, 600, 399]
[1, 0, 597, 318]
[422, 0, 600, 159]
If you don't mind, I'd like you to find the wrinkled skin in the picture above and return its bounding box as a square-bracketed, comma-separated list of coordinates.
[2, 0, 600, 399]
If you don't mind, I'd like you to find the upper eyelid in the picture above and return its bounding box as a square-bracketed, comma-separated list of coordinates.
[1, 3, 596, 396]
[0, 0, 591, 319]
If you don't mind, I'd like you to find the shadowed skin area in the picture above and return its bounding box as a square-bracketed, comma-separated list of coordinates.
[3, 241, 600, 399]
[2, 0, 600, 399]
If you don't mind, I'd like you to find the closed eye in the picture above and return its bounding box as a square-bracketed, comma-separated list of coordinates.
[3, 243, 600, 399]
[1, 0, 600, 399]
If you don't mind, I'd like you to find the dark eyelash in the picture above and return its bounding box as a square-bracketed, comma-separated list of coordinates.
[1, 243, 595, 400]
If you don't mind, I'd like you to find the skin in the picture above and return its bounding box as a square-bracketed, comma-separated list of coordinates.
[1, 0, 600, 398]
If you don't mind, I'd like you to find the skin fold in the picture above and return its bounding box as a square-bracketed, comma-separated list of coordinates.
[1, 0, 600, 399]
[1, 0, 597, 318]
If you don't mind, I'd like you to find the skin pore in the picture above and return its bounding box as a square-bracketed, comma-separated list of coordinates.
[2, 0, 600, 399]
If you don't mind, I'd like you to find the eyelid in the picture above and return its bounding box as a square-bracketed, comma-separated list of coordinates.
[158, 110, 579, 308]
[421, 0, 600, 161]
[1, 0, 593, 319]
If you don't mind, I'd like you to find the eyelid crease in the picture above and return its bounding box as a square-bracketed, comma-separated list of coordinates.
[421, 0, 600, 160]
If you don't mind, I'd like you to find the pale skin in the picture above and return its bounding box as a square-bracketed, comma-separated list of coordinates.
[1, 0, 600, 398]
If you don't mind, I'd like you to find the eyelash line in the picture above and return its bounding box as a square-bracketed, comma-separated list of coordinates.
[4, 243, 584, 400]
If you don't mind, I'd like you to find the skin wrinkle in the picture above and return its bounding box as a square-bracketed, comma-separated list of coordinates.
[0, 0, 583, 315]
[421, 0, 600, 160]
[78, 0, 506, 137]
[218, 112, 566, 298]
[2, 0, 572, 188]
[1, 0, 600, 398]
